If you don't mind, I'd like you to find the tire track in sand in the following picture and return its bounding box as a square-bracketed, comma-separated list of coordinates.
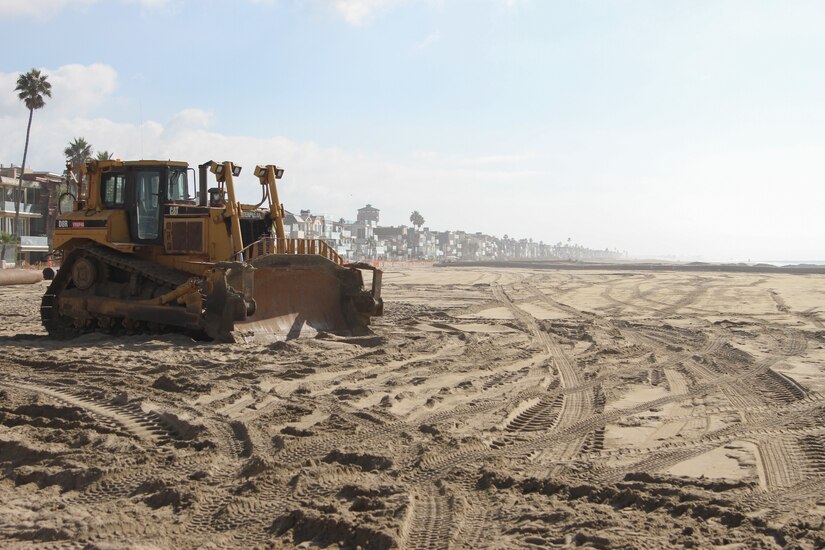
[403, 484, 454, 550]
[0, 378, 170, 444]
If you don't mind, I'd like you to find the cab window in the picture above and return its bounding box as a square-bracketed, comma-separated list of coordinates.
[167, 169, 189, 202]
[101, 173, 126, 207]
[135, 171, 160, 240]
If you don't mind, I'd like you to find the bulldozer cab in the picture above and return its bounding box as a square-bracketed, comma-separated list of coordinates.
[55, 160, 240, 271]
[100, 165, 192, 244]
[59, 162, 184, 239]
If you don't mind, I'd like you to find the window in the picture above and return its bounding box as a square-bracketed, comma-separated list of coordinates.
[167, 170, 189, 202]
[101, 174, 126, 207]
[135, 171, 160, 240]
[30, 217, 45, 235]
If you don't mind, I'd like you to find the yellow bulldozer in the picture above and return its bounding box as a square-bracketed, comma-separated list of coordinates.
[41, 159, 383, 342]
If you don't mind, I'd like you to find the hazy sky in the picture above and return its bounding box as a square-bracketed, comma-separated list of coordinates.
[2, 0, 824, 261]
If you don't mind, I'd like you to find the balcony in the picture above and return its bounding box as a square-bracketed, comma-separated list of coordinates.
[20, 236, 49, 252]
[1, 201, 43, 216]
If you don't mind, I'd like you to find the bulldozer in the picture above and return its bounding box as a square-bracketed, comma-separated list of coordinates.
[41, 159, 383, 342]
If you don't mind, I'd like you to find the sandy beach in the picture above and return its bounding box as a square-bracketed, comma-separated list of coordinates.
[1, 265, 824, 548]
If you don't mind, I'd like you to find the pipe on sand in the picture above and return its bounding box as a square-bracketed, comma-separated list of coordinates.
[0, 269, 44, 286]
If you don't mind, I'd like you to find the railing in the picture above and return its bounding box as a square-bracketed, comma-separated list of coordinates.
[239, 237, 345, 266]
[20, 236, 48, 248]
[1, 201, 42, 214]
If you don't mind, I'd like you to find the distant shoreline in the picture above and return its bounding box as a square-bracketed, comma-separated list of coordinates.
[433, 260, 825, 274]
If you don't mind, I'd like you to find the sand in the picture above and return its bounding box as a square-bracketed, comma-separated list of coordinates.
[1, 266, 824, 548]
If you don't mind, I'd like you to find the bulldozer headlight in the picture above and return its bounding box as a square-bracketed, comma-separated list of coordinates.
[232, 165, 242, 177]
[275, 168, 284, 179]
[214, 164, 224, 175]
[253, 165, 265, 178]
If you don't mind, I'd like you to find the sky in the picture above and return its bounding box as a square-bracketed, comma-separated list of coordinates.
[1, 0, 824, 261]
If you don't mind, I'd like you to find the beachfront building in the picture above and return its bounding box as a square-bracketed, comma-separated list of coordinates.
[374, 225, 409, 260]
[0, 164, 61, 266]
[281, 201, 624, 263]
[357, 204, 379, 224]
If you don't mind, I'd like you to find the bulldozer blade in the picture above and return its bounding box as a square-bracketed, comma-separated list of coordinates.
[225, 255, 379, 344]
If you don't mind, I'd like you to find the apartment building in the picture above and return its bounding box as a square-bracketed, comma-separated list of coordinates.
[0, 165, 61, 265]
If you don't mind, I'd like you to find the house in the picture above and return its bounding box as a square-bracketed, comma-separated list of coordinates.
[407, 226, 438, 260]
[0, 164, 61, 266]
[283, 210, 307, 238]
[357, 204, 379, 224]
[374, 225, 408, 260]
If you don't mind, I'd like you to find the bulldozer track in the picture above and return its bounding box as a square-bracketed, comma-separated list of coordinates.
[406, 362, 769, 483]
[741, 475, 825, 514]
[593, 424, 825, 482]
[276, 378, 549, 467]
[754, 436, 803, 490]
[661, 277, 712, 314]
[776, 328, 808, 356]
[404, 485, 455, 550]
[184, 454, 277, 541]
[0, 378, 174, 444]
[447, 474, 495, 550]
[41, 244, 190, 335]
[504, 395, 564, 433]
[523, 276, 596, 319]
[493, 283, 593, 459]
[599, 277, 658, 315]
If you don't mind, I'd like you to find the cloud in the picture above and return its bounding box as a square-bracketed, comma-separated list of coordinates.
[164, 108, 213, 135]
[414, 30, 440, 50]
[0, 0, 94, 17]
[0, 64, 118, 118]
[123, 0, 172, 6]
[330, 0, 407, 25]
[47, 64, 119, 115]
[0, 0, 170, 17]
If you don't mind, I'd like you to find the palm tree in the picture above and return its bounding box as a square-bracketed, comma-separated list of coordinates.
[409, 210, 425, 230]
[13, 68, 51, 240]
[0, 231, 15, 266]
[96, 150, 114, 160]
[64, 137, 94, 166]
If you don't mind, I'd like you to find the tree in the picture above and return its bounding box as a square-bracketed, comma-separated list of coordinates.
[409, 210, 425, 229]
[0, 232, 15, 266]
[13, 68, 51, 242]
[96, 150, 114, 160]
[64, 137, 93, 166]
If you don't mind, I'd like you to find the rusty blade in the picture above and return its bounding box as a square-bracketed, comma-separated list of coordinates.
[230, 263, 352, 343]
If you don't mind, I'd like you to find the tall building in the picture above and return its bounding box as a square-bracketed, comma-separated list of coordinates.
[356, 204, 379, 224]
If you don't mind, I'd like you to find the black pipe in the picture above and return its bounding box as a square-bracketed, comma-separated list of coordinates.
[198, 161, 211, 207]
